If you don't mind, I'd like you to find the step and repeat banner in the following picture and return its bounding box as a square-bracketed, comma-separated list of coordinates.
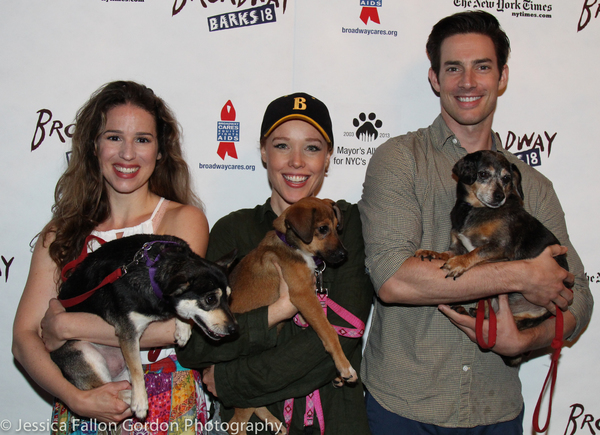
[1, 1, 598, 434]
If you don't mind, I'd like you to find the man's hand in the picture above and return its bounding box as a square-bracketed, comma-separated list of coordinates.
[520, 245, 573, 315]
[439, 295, 530, 357]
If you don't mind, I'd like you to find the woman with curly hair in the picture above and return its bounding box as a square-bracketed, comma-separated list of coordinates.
[12, 81, 210, 434]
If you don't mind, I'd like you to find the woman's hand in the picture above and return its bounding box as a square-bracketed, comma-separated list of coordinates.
[41, 298, 69, 352]
[66, 381, 132, 423]
[202, 365, 217, 397]
[267, 262, 298, 327]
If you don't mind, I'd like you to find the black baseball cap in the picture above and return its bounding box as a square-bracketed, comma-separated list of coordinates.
[260, 92, 334, 146]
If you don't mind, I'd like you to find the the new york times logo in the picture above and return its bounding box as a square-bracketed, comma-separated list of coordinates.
[208, 4, 276, 31]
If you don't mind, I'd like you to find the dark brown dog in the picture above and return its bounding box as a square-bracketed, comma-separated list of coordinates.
[415, 150, 571, 364]
[226, 196, 352, 434]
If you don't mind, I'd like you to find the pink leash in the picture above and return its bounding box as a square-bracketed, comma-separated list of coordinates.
[283, 270, 365, 435]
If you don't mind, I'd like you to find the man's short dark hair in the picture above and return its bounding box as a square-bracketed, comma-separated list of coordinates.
[426, 10, 511, 78]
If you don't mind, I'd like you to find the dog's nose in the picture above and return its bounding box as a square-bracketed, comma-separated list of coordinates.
[329, 247, 347, 264]
[493, 190, 505, 204]
[227, 321, 239, 335]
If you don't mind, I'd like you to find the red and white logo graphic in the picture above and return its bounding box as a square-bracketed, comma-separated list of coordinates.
[216, 100, 239, 160]
[360, 0, 381, 25]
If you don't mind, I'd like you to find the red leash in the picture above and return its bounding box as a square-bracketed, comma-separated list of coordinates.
[475, 298, 566, 433]
[475, 299, 497, 349]
[59, 235, 124, 308]
[532, 309, 564, 433]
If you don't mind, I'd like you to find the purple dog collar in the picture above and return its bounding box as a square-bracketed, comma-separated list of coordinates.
[276, 230, 324, 268]
[140, 241, 182, 300]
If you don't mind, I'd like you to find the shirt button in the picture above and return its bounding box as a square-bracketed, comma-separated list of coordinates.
[452, 138, 458, 144]
[462, 365, 470, 372]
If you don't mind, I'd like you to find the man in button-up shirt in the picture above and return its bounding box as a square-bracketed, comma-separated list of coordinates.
[358, 10, 593, 435]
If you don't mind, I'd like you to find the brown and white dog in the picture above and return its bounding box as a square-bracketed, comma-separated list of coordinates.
[415, 150, 572, 364]
[226, 196, 352, 434]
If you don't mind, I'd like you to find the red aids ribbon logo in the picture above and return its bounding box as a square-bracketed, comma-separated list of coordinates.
[360, 7, 380, 25]
[359, 0, 381, 25]
[217, 100, 239, 160]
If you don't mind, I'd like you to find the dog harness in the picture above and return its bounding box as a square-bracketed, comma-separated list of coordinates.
[284, 262, 366, 435]
[475, 297, 568, 434]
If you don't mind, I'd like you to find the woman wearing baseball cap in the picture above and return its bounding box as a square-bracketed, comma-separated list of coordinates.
[177, 93, 373, 434]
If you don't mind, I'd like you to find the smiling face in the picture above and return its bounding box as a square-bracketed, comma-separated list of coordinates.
[429, 33, 508, 135]
[96, 104, 161, 198]
[261, 120, 332, 216]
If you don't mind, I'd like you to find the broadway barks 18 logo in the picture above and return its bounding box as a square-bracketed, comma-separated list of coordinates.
[208, 4, 276, 31]
[173, 0, 287, 16]
[503, 129, 557, 167]
[171, 0, 285, 31]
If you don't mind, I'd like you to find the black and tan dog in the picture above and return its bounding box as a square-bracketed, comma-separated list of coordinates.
[415, 150, 571, 361]
[226, 196, 351, 434]
[51, 234, 237, 420]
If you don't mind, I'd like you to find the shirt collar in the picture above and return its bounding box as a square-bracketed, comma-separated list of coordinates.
[433, 114, 501, 152]
[258, 198, 278, 223]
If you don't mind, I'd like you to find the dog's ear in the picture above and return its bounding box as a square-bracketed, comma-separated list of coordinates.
[215, 249, 237, 273]
[170, 282, 190, 297]
[285, 206, 315, 244]
[452, 153, 479, 185]
[321, 198, 343, 232]
[510, 163, 525, 200]
[332, 202, 343, 233]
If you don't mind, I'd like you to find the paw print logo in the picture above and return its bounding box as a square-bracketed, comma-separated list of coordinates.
[353, 113, 383, 142]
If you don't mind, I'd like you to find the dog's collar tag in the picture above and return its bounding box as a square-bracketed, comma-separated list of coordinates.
[315, 263, 328, 296]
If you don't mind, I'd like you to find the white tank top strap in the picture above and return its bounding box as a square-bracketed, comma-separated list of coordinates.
[151, 197, 170, 233]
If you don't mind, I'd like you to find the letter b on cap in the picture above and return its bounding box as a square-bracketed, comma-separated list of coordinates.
[293, 97, 307, 111]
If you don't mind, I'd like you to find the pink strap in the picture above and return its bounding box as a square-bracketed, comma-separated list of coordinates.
[283, 398, 294, 434]
[293, 294, 365, 337]
[283, 391, 325, 435]
[286, 294, 364, 433]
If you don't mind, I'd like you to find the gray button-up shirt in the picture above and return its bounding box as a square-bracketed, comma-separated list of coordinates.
[358, 115, 592, 427]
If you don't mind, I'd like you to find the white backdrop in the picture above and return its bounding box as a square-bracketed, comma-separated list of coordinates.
[1, 1, 598, 434]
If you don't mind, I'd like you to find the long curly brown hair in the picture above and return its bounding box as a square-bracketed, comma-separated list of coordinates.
[42, 81, 200, 269]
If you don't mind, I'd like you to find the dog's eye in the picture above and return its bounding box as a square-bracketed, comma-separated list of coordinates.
[204, 294, 218, 306]
[501, 175, 511, 185]
[478, 171, 490, 181]
[318, 225, 329, 235]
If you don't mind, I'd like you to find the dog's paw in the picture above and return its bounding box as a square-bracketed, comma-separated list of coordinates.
[440, 258, 467, 279]
[450, 305, 471, 316]
[339, 366, 358, 386]
[414, 250, 450, 262]
[174, 319, 192, 347]
[130, 390, 149, 421]
[332, 376, 345, 388]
